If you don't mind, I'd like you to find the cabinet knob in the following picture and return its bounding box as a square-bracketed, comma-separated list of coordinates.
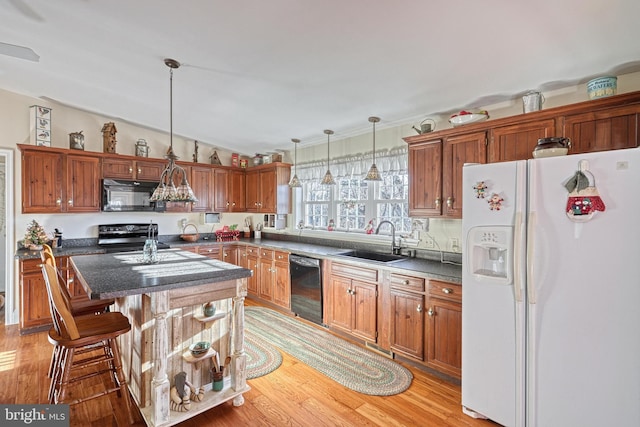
[435, 198, 441, 208]
[232, 202, 236, 206]
[226, 201, 230, 207]
[428, 308, 434, 316]
[447, 197, 454, 208]
[254, 202, 259, 207]
[56, 198, 61, 206]
[68, 199, 73, 206]
[129, 167, 133, 173]
[223, 253, 228, 257]
[277, 255, 283, 259]
[137, 168, 142, 174]
[403, 279, 410, 285]
[417, 304, 422, 313]
[442, 287, 453, 294]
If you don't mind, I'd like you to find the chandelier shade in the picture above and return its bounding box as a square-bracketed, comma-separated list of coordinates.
[320, 129, 336, 185]
[364, 116, 382, 181]
[150, 58, 198, 203]
[288, 138, 302, 188]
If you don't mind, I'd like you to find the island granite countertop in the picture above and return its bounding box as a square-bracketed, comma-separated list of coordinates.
[70, 248, 252, 299]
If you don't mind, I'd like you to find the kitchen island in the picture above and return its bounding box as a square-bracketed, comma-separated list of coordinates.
[70, 248, 252, 427]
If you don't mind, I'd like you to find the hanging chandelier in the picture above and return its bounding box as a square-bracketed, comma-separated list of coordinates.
[320, 129, 336, 185]
[363, 116, 382, 181]
[288, 138, 302, 188]
[150, 58, 198, 203]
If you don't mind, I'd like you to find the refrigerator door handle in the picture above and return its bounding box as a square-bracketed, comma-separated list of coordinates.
[513, 211, 524, 303]
[527, 211, 537, 304]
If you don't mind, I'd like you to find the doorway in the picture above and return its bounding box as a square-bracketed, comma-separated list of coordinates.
[0, 149, 14, 325]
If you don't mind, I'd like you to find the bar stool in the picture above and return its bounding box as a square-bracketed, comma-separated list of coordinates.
[41, 245, 116, 382]
[41, 263, 135, 424]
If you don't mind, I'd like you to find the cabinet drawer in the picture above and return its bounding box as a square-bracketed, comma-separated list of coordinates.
[245, 246, 258, 256]
[274, 251, 288, 262]
[198, 246, 221, 258]
[390, 273, 425, 292]
[330, 262, 377, 282]
[260, 249, 274, 260]
[428, 280, 461, 303]
[21, 258, 43, 274]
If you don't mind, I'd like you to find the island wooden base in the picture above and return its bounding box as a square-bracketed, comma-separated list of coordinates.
[116, 278, 248, 427]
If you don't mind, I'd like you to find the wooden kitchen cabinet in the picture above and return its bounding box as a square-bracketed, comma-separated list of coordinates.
[197, 244, 221, 259]
[328, 262, 378, 342]
[19, 258, 52, 333]
[245, 163, 291, 214]
[255, 248, 290, 310]
[389, 273, 426, 361]
[442, 131, 487, 218]
[213, 168, 246, 213]
[488, 118, 557, 162]
[562, 104, 640, 154]
[244, 247, 259, 297]
[408, 140, 443, 217]
[426, 280, 462, 379]
[221, 244, 238, 265]
[102, 157, 166, 181]
[21, 147, 100, 213]
[190, 166, 213, 212]
[66, 155, 101, 212]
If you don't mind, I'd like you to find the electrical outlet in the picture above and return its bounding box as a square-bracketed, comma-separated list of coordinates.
[449, 238, 460, 252]
[424, 236, 436, 249]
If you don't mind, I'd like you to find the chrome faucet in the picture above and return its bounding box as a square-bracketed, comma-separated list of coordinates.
[375, 220, 401, 255]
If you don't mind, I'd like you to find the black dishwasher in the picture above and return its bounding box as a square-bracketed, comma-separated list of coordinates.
[290, 255, 323, 325]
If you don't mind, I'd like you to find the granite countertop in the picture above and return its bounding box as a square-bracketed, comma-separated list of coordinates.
[70, 248, 252, 299]
[16, 236, 462, 284]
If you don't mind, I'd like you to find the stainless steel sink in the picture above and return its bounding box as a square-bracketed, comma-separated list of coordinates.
[336, 249, 406, 263]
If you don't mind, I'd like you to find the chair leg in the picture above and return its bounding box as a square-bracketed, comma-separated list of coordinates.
[109, 338, 134, 425]
[54, 347, 75, 404]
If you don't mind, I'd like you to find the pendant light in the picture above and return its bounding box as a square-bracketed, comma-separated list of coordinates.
[320, 129, 336, 185]
[150, 58, 198, 203]
[364, 116, 382, 181]
[288, 138, 302, 188]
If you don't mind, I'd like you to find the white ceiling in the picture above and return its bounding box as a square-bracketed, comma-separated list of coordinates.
[1, 0, 640, 155]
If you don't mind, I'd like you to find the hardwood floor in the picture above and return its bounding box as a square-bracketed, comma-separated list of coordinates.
[0, 307, 498, 427]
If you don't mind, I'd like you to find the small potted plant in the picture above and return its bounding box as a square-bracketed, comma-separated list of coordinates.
[23, 220, 49, 250]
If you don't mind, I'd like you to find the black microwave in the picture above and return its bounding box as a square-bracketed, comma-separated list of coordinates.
[102, 179, 166, 212]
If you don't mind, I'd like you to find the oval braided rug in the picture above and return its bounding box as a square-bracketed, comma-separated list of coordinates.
[245, 330, 282, 379]
[244, 306, 412, 395]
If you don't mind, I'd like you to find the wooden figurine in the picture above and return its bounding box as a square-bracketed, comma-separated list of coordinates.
[193, 140, 199, 163]
[101, 122, 117, 153]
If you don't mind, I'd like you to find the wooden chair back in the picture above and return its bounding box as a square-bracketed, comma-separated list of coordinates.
[41, 263, 80, 340]
[40, 244, 74, 306]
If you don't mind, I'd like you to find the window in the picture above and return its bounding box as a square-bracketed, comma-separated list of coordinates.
[299, 147, 410, 234]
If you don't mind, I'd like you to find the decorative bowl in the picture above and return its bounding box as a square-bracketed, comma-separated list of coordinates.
[449, 110, 489, 127]
[189, 341, 210, 357]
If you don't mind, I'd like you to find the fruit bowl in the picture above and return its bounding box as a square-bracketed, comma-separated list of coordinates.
[189, 341, 210, 357]
[449, 110, 489, 127]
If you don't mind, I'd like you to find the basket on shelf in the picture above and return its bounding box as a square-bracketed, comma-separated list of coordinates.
[180, 223, 200, 242]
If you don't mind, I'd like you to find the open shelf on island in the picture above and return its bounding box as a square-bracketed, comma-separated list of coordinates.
[193, 311, 227, 323]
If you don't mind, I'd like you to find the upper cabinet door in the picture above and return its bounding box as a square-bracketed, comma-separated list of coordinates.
[229, 170, 246, 212]
[66, 155, 101, 212]
[213, 168, 229, 212]
[563, 104, 640, 154]
[135, 160, 166, 181]
[102, 158, 135, 180]
[442, 131, 486, 218]
[489, 118, 557, 162]
[191, 166, 213, 212]
[22, 150, 64, 213]
[408, 140, 443, 217]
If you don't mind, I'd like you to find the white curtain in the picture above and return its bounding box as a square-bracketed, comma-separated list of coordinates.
[296, 146, 408, 183]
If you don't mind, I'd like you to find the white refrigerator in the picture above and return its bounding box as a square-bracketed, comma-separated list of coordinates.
[461, 148, 640, 427]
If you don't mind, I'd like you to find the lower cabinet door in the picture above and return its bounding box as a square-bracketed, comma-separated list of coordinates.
[427, 297, 462, 378]
[390, 289, 425, 360]
[330, 276, 353, 333]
